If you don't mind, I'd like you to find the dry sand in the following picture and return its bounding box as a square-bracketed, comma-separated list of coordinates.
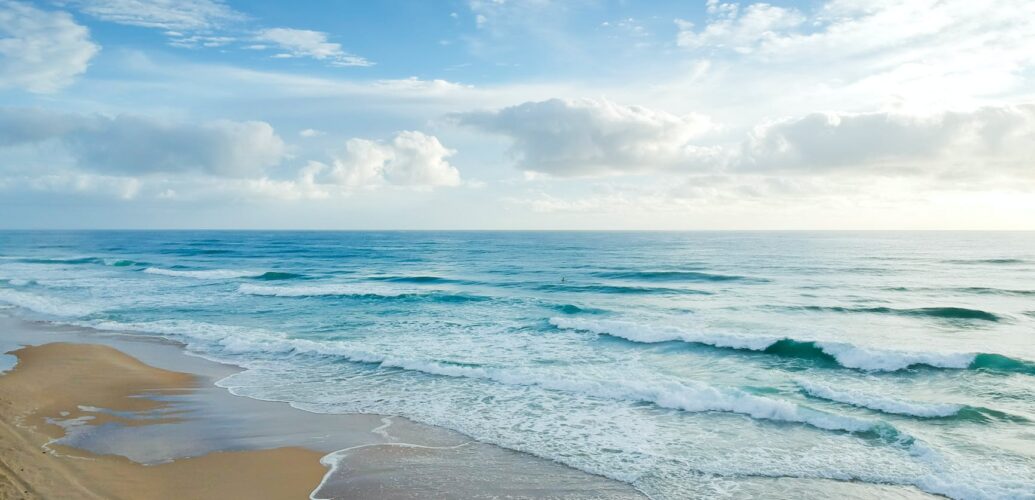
[0, 342, 327, 500]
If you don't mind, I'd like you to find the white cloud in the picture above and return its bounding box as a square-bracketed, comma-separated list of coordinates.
[299, 128, 325, 138]
[70, 0, 244, 31]
[0, 108, 286, 177]
[676, 1, 804, 53]
[0, 1, 99, 93]
[673, 0, 1035, 113]
[452, 98, 717, 176]
[317, 131, 461, 188]
[257, 28, 373, 67]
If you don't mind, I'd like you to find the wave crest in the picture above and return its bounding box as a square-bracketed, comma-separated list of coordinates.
[550, 317, 1034, 374]
[797, 380, 963, 417]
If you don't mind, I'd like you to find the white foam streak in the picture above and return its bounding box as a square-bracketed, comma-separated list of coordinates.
[0, 288, 97, 317]
[797, 381, 962, 418]
[143, 267, 263, 279]
[238, 283, 414, 297]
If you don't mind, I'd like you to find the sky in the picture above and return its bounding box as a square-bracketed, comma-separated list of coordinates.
[0, 0, 1033, 229]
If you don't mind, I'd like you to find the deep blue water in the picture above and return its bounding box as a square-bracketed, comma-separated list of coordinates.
[1, 231, 1033, 499]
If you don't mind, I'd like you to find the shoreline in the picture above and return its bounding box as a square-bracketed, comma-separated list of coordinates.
[0, 314, 646, 499]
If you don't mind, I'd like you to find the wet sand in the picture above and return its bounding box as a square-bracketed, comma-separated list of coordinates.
[0, 316, 646, 499]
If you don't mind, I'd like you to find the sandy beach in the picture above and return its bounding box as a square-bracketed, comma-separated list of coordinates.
[0, 342, 328, 499]
[0, 316, 645, 499]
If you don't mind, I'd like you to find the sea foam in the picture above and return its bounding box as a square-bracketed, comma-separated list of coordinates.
[549, 317, 1031, 373]
[0, 288, 98, 317]
[78, 318, 889, 436]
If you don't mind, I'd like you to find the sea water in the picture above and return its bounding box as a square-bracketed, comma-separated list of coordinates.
[0, 231, 1032, 499]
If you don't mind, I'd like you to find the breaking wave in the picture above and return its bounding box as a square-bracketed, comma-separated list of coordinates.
[550, 318, 1035, 374]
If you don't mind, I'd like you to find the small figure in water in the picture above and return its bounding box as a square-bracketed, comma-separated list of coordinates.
[561, 277, 566, 283]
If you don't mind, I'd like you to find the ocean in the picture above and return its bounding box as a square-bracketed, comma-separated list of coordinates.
[0, 230, 1032, 499]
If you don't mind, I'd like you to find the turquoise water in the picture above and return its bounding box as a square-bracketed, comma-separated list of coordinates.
[0, 231, 1033, 499]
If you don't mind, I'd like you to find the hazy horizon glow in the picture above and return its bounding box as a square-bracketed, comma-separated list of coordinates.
[1, 0, 1034, 229]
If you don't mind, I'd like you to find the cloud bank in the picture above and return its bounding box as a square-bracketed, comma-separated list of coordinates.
[0, 108, 285, 177]
[457, 99, 1035, 179]
[742, 105, 1035, 173]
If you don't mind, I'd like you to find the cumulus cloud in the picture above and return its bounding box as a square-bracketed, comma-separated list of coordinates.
[70, 0, 244, 30]
[452, 98, 717, 176]
[313, 131, 461, 188]
[257, 28, 373, 67]
[740, 105, 1035, 174]
[0, 1, 100, 93]
[0, 108, 286, 177]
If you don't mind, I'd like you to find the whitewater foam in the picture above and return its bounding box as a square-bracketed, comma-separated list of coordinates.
[550, 317, 987, 372]
[0, 288, 98, 317]
[74, 317, 887, 435]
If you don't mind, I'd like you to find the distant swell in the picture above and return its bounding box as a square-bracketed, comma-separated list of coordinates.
[369, 275, 469, 285]
[593, 270, 766, 283]
[237, 283, 486, 303]
[550, 317, 1035, 374]
[790, 306, 1000, 322]
[18, 257, 104, 265]
[143, 267, 265, 279]
[535, 284, 712, 295]
[238, 283, 416, 298]
[252, 271, 306, 281]
[944, 258, 1026, 265]
[952, 287, 1035, 297]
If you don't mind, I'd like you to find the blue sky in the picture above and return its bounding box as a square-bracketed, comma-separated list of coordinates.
[1, 0, 1034, 229]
